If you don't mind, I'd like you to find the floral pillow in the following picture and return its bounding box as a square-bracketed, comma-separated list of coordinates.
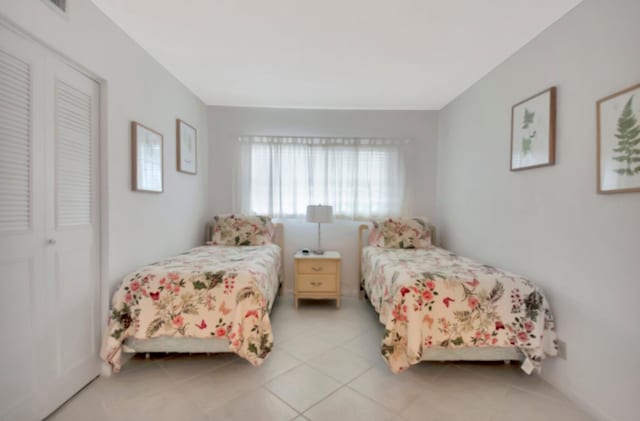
[210, 214, 274, 246]
[369, 217, 431, 249]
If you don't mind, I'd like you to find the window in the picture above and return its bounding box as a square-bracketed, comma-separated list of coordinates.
[234, 136, 408, 219]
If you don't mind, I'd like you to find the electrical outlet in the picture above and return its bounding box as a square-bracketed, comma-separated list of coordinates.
[556, 339, 567, 359]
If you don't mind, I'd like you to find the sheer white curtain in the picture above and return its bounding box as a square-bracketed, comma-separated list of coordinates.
[233, 136, 408, 219]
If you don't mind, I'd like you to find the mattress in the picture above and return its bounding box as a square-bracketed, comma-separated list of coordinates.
[101, 244, 281, 372]
[361, 246, 557, 373]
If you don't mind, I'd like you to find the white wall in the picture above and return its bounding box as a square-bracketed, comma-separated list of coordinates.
[436, 1, 640, 420]
[208, 106, 439, 295]
[0, 1, 209, 314]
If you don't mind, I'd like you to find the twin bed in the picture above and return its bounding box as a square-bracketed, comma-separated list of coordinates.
[102, 215, 557, 376]
[359, 218, 557, 374]
[101, 215, 284, 372]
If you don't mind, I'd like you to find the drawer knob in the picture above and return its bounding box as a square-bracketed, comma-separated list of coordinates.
[311, 266, 323, 272]
[310, 281, 323, 286]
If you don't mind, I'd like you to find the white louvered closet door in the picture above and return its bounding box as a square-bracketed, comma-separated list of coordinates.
[0, 25, 46, 421]
[40, 57, 101, 417]
[0, 25, 101, 420]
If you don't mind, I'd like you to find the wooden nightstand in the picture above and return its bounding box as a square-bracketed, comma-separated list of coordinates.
[294, 251, 341, 308]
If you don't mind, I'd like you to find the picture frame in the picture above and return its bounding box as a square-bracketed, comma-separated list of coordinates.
[131, 121, 164, 193]
[177, 119, 197, 174]
[597, 83, 640, 194]
[510, 87, 556, 171]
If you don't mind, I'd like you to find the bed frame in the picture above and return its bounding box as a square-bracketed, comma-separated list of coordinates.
[357, 222, 523, 363]
[122, 222, 285, 356]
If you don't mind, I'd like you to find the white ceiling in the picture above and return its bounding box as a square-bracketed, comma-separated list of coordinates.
[91, 0, 582, 110]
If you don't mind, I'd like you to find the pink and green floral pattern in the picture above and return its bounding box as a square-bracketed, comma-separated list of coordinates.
[101, 244, 281, 372]
[362, 246, 557, 373]
[210, 214, 274, 246]
[369, 218, 431, 249]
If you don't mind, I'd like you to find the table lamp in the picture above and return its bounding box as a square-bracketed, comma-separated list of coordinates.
[306, 204, 333, 254]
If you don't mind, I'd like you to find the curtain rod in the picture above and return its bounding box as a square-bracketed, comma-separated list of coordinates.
[238, 135, 411, 143]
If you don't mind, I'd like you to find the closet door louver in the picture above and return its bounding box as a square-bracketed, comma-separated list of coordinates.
[55, 80, 92, 227]
[0, 49, 31, 232]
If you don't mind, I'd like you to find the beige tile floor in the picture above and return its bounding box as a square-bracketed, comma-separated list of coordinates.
[47, 295, 595, 421]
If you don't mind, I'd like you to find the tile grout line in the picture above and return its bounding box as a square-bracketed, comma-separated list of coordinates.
[299, 384, 351, 417]
[344, 384, 403, 417]
[266, 362, 345, 416]
[261, 385, 307, 419]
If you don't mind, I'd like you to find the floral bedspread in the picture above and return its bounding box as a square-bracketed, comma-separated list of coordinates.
[101, 244, 281, 372]
[362, 246, 557, 373]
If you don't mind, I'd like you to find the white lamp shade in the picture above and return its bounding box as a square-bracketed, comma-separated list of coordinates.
[306, 205, 333, 223]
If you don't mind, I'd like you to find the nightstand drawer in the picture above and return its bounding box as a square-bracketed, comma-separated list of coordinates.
[296, 275, 337, 292]
[297, 260, 337, 274]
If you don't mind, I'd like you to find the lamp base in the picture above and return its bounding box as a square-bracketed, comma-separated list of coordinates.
[312, 249, 325, 255]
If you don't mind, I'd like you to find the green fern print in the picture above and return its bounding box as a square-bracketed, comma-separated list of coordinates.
[612, 95, 640, 176]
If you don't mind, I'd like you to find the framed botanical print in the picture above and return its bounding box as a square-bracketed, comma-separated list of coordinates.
[132, 121, 164, 193]
[510, 87, 557, 171]
[177, 119, 197, 174]
[597, 83, 640, 194]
